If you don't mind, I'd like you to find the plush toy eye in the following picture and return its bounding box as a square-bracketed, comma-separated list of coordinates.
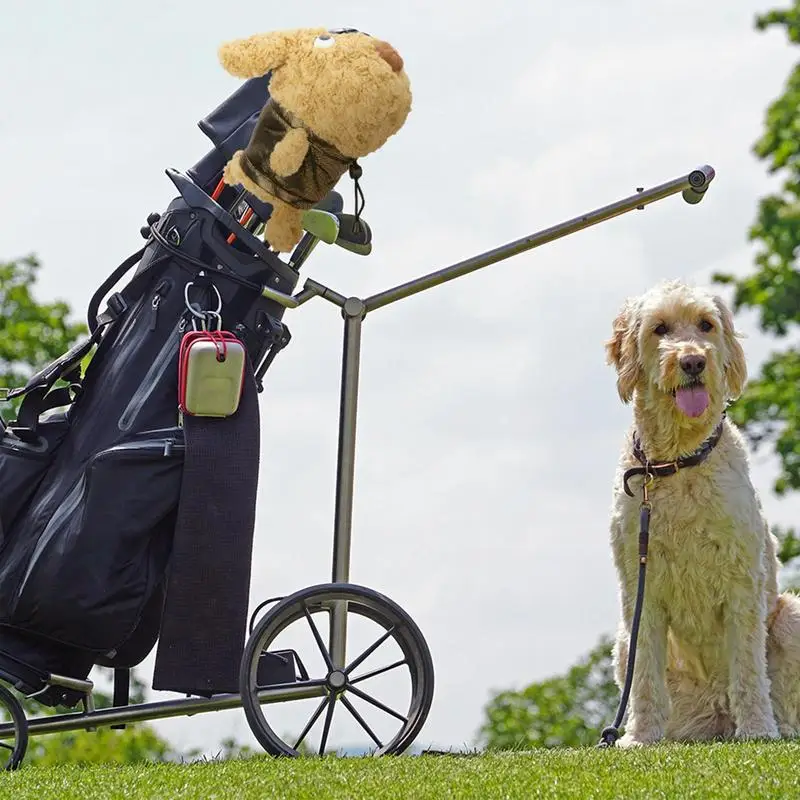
[314, 34, 336, 48]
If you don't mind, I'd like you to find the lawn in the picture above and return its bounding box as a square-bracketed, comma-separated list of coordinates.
[2, 742, 800, 799]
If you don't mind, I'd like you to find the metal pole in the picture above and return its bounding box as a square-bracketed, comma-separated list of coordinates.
[0, 682, 327, 741]
[329, 297, 366, 668]
[363, 166, 715, 313]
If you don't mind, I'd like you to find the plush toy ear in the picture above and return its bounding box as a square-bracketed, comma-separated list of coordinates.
[218, 30, 298, 79]
[713, 294, 748, 399]
[605, 299, 642, 404]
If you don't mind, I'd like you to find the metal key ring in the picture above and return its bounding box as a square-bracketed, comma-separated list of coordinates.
[184, 280, 223, 320]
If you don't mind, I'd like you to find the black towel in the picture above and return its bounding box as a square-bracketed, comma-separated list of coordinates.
[152, 360, 260, 696]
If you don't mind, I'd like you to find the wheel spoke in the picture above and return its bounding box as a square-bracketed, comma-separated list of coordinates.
[0, 742, 13, 751]
[340, 694, 383, 749]
[344, 626, 396, 676]
[346, 684, 408, 723]
[318, 694, 337, 756]
[293, 695, 329, 751]
[302, 603, 334, 671]
[350, 658, 408, 685]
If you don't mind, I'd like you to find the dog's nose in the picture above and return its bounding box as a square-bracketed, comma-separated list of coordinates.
[680, 354, 706, 377]
[374, 40, 404, 72]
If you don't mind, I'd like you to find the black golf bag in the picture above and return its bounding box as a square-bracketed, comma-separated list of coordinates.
[0, 74, 342, 708]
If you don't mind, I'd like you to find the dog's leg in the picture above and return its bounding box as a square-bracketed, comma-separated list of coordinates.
[725, 580, 779, 740]
[767, 592, 800, 737]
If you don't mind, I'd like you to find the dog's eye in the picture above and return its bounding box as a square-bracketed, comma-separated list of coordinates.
[699, 320, 714, 333]
[313, 34, 336, 48]
[654, 323, 668, 336]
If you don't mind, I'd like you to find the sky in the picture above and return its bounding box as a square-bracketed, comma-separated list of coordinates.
[2, 0, 800, 757]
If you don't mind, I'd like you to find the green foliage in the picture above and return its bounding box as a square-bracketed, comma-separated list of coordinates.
[0, 667, 179, 765]
[712, 2, 800, 498]
[25, 723, 175, 767]
[479, 636, 619, 750]
[0, 255, 87, 421]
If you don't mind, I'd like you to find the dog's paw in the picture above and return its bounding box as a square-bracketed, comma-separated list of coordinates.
[618, 728, 663, 748]
[617, 733, 645, 749]
[735, 718, 780, 741]
[778, 722, 797, 738]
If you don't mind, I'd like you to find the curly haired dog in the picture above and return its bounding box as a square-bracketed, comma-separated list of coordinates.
[605, 280, 800, 747]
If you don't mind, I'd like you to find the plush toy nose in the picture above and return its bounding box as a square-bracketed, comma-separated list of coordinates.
[374, 40, 404, 72]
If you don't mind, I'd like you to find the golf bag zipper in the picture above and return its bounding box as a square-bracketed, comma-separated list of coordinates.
[117, 316, 183, 433]
[93, 434, 184, 462]
[149, 279, 173, 332]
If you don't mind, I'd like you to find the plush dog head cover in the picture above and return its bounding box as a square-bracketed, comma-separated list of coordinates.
[218, 26, 412, 159]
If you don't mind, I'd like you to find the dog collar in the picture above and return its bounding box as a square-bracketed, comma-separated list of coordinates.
[622, 414, 726, 497]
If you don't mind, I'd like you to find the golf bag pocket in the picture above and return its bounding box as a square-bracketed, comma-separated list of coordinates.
[11, 427, 185, 651]
[0, 415, 69, 545]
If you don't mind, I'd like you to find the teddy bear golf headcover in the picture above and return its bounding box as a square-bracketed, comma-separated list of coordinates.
[218, 27, 413, 252]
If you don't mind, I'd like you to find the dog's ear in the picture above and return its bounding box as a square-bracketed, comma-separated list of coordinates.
[218, 30, 300, 78]
[605, 299, 642, 403]
[713, 294, 747, 399]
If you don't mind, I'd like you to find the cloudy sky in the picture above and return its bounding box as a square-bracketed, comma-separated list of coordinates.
[2, 0, 800, 756]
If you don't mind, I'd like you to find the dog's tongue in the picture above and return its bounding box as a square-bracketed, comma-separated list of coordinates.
[674, 385, 709, 418]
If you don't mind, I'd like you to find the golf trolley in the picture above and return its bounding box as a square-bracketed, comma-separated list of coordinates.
[0, 79, 715, 771]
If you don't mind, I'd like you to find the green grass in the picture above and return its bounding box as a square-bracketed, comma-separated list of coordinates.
[3, 743, 800, 799]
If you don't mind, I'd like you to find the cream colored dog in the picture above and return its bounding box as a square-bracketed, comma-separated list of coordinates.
[605, 279, 800, 747]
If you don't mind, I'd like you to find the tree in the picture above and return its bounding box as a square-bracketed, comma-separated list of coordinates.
[712, 1, 800, 584]
[0, 255, 87, 422]
[712, 3, 800, 497]
[13, 669, 181, 766]
[479, 635, 619, 750]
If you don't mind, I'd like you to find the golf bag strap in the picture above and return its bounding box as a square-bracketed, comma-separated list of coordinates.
[152, 356, 260, 696]
[86, 245, 147, 334]
[111, 668, 130, 730]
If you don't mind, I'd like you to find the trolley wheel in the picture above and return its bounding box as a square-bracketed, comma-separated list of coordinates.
[0, 684, 28, 770]
[240, 583, 434, 757]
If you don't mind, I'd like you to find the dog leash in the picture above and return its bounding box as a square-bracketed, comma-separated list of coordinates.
[597, 416, 726, 748]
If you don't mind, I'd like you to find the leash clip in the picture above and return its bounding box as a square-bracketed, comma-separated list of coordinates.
[641, 468, 654, 507]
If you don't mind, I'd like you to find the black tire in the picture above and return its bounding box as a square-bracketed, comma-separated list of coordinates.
[239, 583, 434, 757]
[0, 684, 29, 770]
